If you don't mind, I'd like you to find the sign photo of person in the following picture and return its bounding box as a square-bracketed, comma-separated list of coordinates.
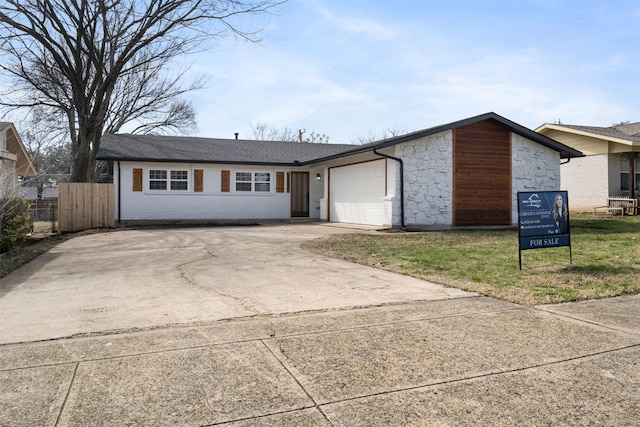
[552, 192, 569, 235]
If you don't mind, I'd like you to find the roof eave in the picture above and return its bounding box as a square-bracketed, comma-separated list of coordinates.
[536, 123, 634, 146]
[96, 156, 307, 167]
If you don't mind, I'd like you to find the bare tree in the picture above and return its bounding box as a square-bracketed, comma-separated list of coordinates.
[19, 109, 72, 198]
[250, 122, 297, 141]
[305, 130, 330, 144]
[0, 0, 285, 182]
[250, 122, 330, 143]
[352, 126, 407, 145]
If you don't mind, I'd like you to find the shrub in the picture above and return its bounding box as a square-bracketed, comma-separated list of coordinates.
[0, 198, 31, 253]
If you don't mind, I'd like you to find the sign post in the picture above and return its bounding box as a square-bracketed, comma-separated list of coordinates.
[517, 191, 571, 270]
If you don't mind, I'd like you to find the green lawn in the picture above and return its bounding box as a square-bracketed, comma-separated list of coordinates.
[303, 214, 640, 306]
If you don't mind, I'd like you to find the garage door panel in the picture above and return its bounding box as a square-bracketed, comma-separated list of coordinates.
[330, 160, 385, 225]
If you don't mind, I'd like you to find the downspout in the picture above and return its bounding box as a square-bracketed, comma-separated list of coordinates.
[117, 161, 121, 224]
[373, 148, 405, 228]
[560, 157, 571, 165]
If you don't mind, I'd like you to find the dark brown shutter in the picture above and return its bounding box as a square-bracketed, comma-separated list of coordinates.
[221, 170, 230, 192]
[276, 171, 285, 193]
[194, 169, 203, 192]
[133, 168, 143, 192]
[286, 172, 291, 193]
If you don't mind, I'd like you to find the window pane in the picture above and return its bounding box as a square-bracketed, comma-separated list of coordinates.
[236, 172, 251, 182]
[150, 170, 166, 179]
[171, 181, 188, 190]
[255, 172, 270, 182]
[171, 170, 188, 180]
[150, 181, 167, 190]
[236, 182, 251, 192]
[255, 183, 270, 192]
[621, 173, 629, 191]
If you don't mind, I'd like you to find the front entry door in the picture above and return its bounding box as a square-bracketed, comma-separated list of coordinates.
[291, 172, 309, 217]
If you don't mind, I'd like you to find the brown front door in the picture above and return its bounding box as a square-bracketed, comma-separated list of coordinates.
[291, 172, 309, 217]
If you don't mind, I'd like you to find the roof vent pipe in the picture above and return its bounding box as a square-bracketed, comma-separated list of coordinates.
[373, 148, 405, 228]
[234, 133, 239, 140]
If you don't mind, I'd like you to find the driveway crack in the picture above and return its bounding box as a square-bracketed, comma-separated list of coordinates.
[176, 246, 260, 314]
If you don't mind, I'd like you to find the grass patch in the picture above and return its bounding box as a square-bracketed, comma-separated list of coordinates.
[303, 214, 640, 306]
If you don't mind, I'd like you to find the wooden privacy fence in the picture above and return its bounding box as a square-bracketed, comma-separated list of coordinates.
[58, 183, 115, 232]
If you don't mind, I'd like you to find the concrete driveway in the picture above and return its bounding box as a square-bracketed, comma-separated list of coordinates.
[0, 223, 473, 344]
[2, 223, 639, 426]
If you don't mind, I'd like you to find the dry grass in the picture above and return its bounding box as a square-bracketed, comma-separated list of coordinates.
[303, 214, 640, 306]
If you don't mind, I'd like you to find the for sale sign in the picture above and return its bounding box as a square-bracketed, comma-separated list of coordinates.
[517, 191, 571, 269]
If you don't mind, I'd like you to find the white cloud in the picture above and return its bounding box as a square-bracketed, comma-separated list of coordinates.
[188, 0, 639, 142]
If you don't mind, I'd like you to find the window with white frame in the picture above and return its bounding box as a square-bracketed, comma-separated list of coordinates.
[149, 169, 188, 191]
[170, 170, 188, 190]
[254, 172, 271, 192]
[235, 171, 271, 192]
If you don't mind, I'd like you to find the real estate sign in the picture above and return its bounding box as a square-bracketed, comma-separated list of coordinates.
[517, 191, 571, 269]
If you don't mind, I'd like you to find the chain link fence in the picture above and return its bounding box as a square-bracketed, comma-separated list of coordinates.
[29, 200, 57, 233]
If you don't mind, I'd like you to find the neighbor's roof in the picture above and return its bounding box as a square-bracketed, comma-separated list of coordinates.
[97, 112, 583, 165]
[535, 122, 640, 146]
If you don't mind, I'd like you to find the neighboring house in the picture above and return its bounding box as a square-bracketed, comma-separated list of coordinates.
[97, 112, 582, 228]
[536, 122, 640, 211]
[0, 122, 37, 199]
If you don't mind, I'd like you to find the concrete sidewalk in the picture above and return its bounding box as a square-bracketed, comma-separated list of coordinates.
[2, 295, 638, 426]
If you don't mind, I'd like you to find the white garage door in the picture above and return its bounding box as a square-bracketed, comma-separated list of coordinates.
[330, 160, 386, 225]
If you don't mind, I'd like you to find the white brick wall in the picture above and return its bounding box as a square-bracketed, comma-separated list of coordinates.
[116, 162, 291, 221]
[560, 154, 609, 211]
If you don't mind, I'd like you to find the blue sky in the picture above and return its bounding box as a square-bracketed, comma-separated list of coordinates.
[188, 0, 639, 143]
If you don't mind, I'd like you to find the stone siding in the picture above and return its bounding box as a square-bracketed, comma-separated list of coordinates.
[512, 133, 561, 221]
[395, 131, 453, 226]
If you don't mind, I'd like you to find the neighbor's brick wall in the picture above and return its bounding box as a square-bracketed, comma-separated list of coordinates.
[561, 154, 609, 211]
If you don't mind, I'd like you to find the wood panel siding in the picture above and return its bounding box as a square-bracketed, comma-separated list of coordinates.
[132, 168, 143, 192]
[453, 121, 512, 226]
[276, 171, 285, 193]
[221, 170, 230, 192]
[194, 169, 203, 192]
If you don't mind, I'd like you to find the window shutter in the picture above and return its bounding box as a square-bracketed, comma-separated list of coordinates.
[221, 170, 230, 192]
[286, 172, 291, 193]
[133, 168, 143, 192]
[276, 171, 285, 193]
[194, 169, 203, 192]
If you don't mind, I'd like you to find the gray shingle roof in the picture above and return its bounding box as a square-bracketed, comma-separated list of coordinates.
[97, 112, 584, 164]
[97, 133, 357, 165]
[551, 123, 640, 143]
